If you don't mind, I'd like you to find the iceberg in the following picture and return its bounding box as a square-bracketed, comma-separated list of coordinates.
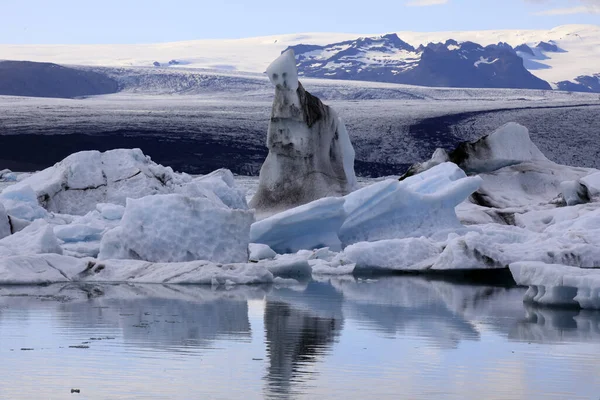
[250, 197, 346, 254]
[0, 220, 62, 257]
[99, 194, 254, 264]
[340, 163, 481, 246]
[510, 262, 600, 310]
[250, 50, 357, 217]
[3, 148, 188, 215]
[0, 254, 274, 286]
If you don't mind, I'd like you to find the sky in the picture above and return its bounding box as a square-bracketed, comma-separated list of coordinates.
[0, 0, 598, 44]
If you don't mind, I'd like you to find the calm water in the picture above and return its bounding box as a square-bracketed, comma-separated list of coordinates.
[1, 277, 599, 399]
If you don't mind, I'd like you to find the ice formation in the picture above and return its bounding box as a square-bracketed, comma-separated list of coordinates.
[250, 50, 357, 217]
[340, 163, 481, 246]
[99, 194, 254, 263]
[176, 169, 248, 210]
[249, 243, 277, 261]
[0, 220, 62, 257]
[250, 162, 480, 254]
[510, 262, 600, 309]
[250, 197, 346, 253]
[0, 254, 275, 285]
[4, 149, 188, 215]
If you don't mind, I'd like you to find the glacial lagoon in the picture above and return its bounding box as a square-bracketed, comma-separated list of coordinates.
[1, 277, 599, 400]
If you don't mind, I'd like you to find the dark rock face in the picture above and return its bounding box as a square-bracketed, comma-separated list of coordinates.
[557, 74, 600, 93]
[536, 41, 563, 53]
[288, 35, 551, 90]
[403, 42, 551, 90]
[515, 44, 535, 56]
[0, 61, 119, 99]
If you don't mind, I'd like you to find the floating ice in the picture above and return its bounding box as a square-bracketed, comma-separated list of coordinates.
[177, 169, 248, 210]
[0, 184, 48, 221]
[249, 243, 277, 261]
[340, 163, 481, 246]
[4, 148, 188, 215]
[99, 194, 254, 263]
[250, 197, 346, 253]
[0, 254, 274, 286]
[0, 220, 62, 257]
[344, 237, 442, 272]
[78, 258, 273, 285]
[510, 262, 600, 310]
[96, 203, 125, 220]
[454, 122, 548, 174]
[0, 169, 16, 182]
[251, 50, 357, 217]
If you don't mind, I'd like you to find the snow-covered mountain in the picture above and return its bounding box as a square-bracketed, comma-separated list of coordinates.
[287, 35, 550, 90]
[0, 24, 598, 92]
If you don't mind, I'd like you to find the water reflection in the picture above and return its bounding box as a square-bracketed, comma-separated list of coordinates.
[1, 277, 600, 399]
[264, 282, 344, 399]
[511, 305, 600, 343]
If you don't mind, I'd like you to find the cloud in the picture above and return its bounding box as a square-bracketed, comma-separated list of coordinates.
[527, 0, 600, 15]
[405, 0, 449, 6]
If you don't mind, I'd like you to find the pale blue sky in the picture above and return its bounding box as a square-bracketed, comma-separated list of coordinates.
[1, 0, 598, 44]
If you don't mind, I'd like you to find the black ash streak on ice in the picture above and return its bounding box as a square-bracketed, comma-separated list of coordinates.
[1, 102, 599, 177]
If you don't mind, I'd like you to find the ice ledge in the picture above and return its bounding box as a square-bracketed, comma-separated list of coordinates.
[510, 261, 600, 310]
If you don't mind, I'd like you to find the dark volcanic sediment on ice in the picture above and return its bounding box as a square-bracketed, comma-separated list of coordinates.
[0, 97, 598, 176]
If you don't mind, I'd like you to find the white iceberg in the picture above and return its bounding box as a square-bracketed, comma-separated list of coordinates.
[0, 220, 62, 257]
[99, 194, 254, 263]
[177, 169, 248, 210]
[249, 243, 277, 261]
[250, 197, 346, 254]
[510, 262, 600, 310]
[0, 254, 275, 286]
[4, 148, 188, 215]
[0, 184, 48, 221]
[344, 237, 442, 272]
[340, 163, 481, 246]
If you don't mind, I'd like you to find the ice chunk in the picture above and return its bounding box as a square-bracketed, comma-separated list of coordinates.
[54, 224, 104, 243]
[340, 163, 481, 246]
[77, 259, 273, 285]
[266, 49, 299, 91]
[580, 172, 600, 198]
[0, 185, 48, 221]
[250, 197, 346, 254]
[510, 262, 600, 310]
[249, 243, 277, 261]
[177, 169, 248, 210]
[251, 51, 356, 217]
[0, 254, 88, 285]
[0, 255, 273, 286]
[344, 238, 442, 272]
[99, 194, 254, 263]
[454, 122, 548, 174]
[96, 203, 125, 220]
[560, 180, 589, 206]
[0, 169, 17, 182]
[0, 220, 62, 257]
[256, 253, 312, 279]
[4, 148, 189, 215]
